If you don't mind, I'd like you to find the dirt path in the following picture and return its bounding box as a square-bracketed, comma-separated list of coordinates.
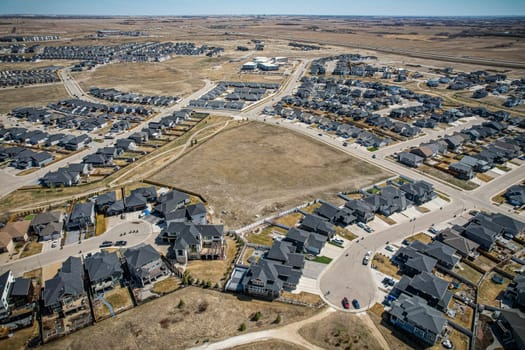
[358, 313, 391, 350]
[191, 308, 336, 350]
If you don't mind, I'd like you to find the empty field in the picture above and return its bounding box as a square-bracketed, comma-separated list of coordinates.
[41, 286, 319, 350]
[0, 84, 69, 113]
[150, 122, 391, 229]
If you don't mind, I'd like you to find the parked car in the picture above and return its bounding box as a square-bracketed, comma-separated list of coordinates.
[99, 241, 113, 248]
[428, 227, 439, 234]
[442, 339, 453, 349]
[115, 240, 127, 246]
[343, 142, 348, 147]
[352, 299, 361, 309]
[362, 255, 370, 265]
[342, 297, 350, 309]
[385, 245, 395, 252]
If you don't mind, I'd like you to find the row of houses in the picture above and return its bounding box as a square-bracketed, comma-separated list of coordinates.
[89, 87, 178, 106]
[0, 67, 59, 87]
[0, 35, 59, 42]
[0, 146, 54, 170]
[1, 126, 92, 150]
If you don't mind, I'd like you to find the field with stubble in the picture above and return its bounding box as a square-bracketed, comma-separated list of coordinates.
[150, 122, 391, 229]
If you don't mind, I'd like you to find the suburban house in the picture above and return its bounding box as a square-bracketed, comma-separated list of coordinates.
[165, 203, 207, 225]
[434, 228, 479, 259]
[388, 294, 447, 346]
[43, 257, 87, 314]
[315, 202, 356, 227]
[284, 227, 326, 255]
[299, 214, 335, 238]
[394, 271, 453, 311]
[505, 185, 525, 207]
[0, 220, 30, 242]
[67, 202, 95, 231]
[161, 222, 225, 264]
[394, 245, 437, 277]
[495, 309, 525, 350]
[85, 251, 123, 293]
[154, 189, 190, 217]
[345, 199, 375, 223]
[240, 241, 304, 299]
[399, 181, 436, 205]
[404, 240, 460, 270]
[0, 233, 14, 254]
[375, 186, 408, 216]
[0, 270, 15, 319]
[449, 162, 474, 180]
[458, 213, 525, 250]
[94, 191, 117, 213]
[504, 273, 525, 311]
[9, 277, 34, 309]
[398, 152, 424, 168]
[30, 211, 63, 241]
[124, 244, 166, 288]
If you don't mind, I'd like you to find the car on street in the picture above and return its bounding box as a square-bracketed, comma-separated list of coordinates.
[99, 241, 113, 248]
[115, 240, 127, 246]
[362, 255, 370, 265]
[428, 226, 439, 234]
[318, 133, 323, 136]
[343, 142, 348, 147]
[342, 297, 350, 309]
[352, 299, 361, 309]
[385, 245, 395, 252]
[382, 277, 395, 286]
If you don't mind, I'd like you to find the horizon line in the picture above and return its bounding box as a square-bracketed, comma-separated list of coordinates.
[1, 14, 525, 18]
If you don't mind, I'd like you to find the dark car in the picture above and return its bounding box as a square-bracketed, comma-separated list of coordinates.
[99, 241, 113, 248]
[115, 240, 127, 246]
[352, 299, 361, 309]
[342, 297, 350, 309]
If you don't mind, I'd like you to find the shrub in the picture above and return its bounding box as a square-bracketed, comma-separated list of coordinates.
[177, 299, 185, 309]
[274, 314, 281, 324]
[197, 300, 209, 313]
[238, 323, 246, 331]
[251, 311, 261, 322]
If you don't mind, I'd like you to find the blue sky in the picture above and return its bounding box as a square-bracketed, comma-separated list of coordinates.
[1, 0, 524, 16]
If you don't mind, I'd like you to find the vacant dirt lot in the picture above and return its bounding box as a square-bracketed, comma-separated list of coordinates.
[0, 84, 68, 113]
[150, 122, 390, 229]
[228, 340, 307, 350]
[298, 312, 383, 350]
[42, 287, 319, 350]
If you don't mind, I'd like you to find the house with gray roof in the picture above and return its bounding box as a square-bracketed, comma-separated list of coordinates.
[161, 222, 224, 264]
[125, 244, 166, 288]
[85, 251, 123, 293]
[67, 202, 95, 230]
[449, 162, 474, 180]
[505, 272, 525, 311]
[165, 203, 207, 225]
[300, 214, 335, 238]
[505, 185, 525, 207]
[394, 271, 453, 310]
[0, 271, 15, 319]
[43, 257, 86, 314]
[31, 211, 63, 241]
[344, 199, 375, 223]
[388, 294, 447, 345]
[154, 189, 190, 217]
[398, 152, 423, 168]
[394, 244, 437, 277]
[400, 180, 436, 205]
[434, 228, 479, 259]
[496, 309, 525, 350]
[284, 227, 326, 255]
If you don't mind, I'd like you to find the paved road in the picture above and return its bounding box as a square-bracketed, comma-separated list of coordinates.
[0, 219, 154, 276]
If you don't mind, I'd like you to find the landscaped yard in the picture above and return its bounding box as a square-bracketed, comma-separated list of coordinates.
[151, 276, 180, 295]
[478, 272, 511, 307]
[241, 247, 256, 265]
[280, 291, 322, 305]
[405, 232, 432, 244]
[372, 253, 401, 278]
[453, 262, 484, 285]
[376, 214, 396, 225]
[335, 226, 357, 241]
[185, 237, 238, 286]
[301, 202, 322, 214]
[19, 241, 43, 258]
[418, 164, 479, 190]
[94, 286, 134, 320]
[310, 256, 332, 264]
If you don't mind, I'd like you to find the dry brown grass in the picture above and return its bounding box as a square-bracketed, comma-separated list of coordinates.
[405, 232, 432, 244]
[474, 255, 498, 272]
[476, 173, 494, 182]
[245, 225, 286, 246]
[151, 276, 180, 295]
[95, 213, 106, 236]
[0, 320, 39, 350]
[94, 286, 133, 320]
[280, 291, 322, 305]
[376, 214, 397, 225]
[446, 300, 474, 330]
[368, 303, 385, 318]
[298, 311, 383, 350]
[302, 202, 322, 214]
[372, 253, 401, 278]
[150, 122, 391, 229]
[478, 272, 510, 307]
[227, 340, 307, 350]
[453, 263, 484, 285]
[241, 247, 256, 265]
[273, 212, 302, 227]
[335, 226, 358, 241]
[185, 237, 237, 285]
[0, 84, 69, 113]
[19, 241, 43, 258]
[42, 286, 319, 350]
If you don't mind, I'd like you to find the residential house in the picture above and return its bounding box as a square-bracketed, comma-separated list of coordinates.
[504, 273, 525, 311]
[165, 203, 207, 225]
[0, 233, 14, 254]
[154, 189, 190, 217]
[284, 227, 327, 255]
[95, 191, 116, 213]
[300, 214, 335, 238]
[124, 244, 166, 288]
[505, 185, 525, 207]
[394, 271, 453, 310]
[0, 271, 15, 319]
[460, 155, 490, 173]
[85, 251, 123, 293]
[67, 202, 95, 230]
[398, 152, 423, 167]
[43, 257, 86, 314]
[345, 199, 375, 223]
[400, 181, 436, 205]
[434, 228, 479, 259]
[394, 244, 437, 277]
[496, 309, 525, 350]
[9, 277, 34, 308]
[162, 222, 224, 264]
[1, 220, 30, 242]
[449, 162, 474, 180]
[115, 139, 137, 151]
[376, 186, 408, 216]
[388, 294, 447, 346]
[31, 211, 63, 241]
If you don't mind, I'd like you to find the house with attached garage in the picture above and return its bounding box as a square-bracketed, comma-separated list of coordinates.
[398, 152, 424, 168]
[67, 202, 95, 231]
[165, 203, 207, 225]
[315, 201, 356, 227]
[434, 227, 479, 259]
[388, 294, 447, 346]
[0, 270, 15, 319]
[299, 214, 335, 238]
[30, 211, 63, 241]
[504, 273, 525, 311]
[394, 245, 437, 277]
[344, 199, 375, 223]
[400, 180, 436, 205]
[43, 257, 87, 314]
[154, 189, 190, 217]
[394, 271, 453, 311]
[94, 191, 116, 213]
[161, 222, 225, 264]
[0, 220, 30, 242]
[504, 185, 525, 207]
[449, 162, 474, 180]
[284, 227, 327, 255]
[40, 168, 80, 187]
[85, 251, 123, 293]
[124, 244, 167, 288]
[405, 240, 460, 270]
[115, 138, 137, 151]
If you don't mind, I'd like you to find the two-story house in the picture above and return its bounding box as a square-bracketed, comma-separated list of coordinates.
[124, 244, 166, 288]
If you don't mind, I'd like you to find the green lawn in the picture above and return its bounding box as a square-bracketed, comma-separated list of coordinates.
[311, 256, 332, 264]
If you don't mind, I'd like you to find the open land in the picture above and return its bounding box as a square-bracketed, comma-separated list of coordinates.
[150, 122, 391, 228]
[0, 84, 69, 113]
[41, 287, 320, 350]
